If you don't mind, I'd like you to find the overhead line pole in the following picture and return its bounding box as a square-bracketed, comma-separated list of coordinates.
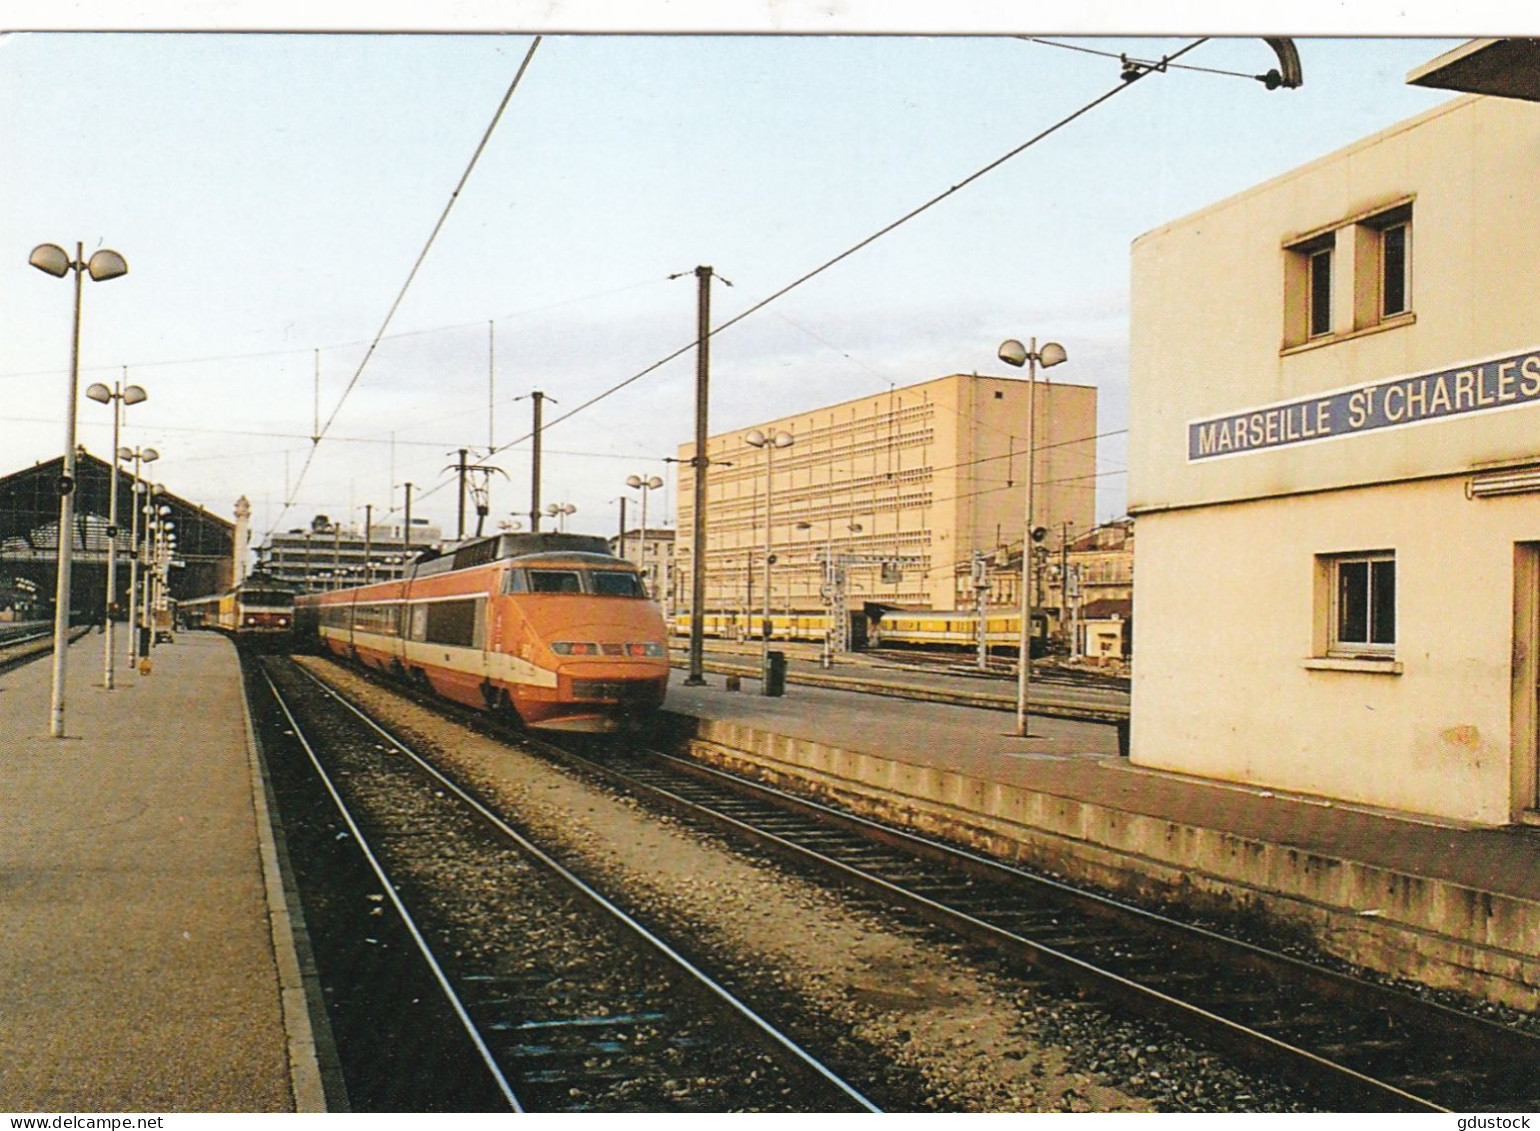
[530, 391, 545, 532]
[686, 265, 713, 686]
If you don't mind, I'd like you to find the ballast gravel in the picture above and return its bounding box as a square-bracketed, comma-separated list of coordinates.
[296, 657, 1310, 1112]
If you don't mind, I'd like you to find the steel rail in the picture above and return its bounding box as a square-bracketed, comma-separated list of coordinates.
[259, 667, 526, 1113]
[533, 739, 1461, 1113]
[292, 662, 884, 1114]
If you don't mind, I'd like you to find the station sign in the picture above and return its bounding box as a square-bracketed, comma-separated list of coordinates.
[1188, 346, 1540, 461]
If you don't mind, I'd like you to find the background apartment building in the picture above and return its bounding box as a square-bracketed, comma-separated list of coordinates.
[676, 372, 1097, 620]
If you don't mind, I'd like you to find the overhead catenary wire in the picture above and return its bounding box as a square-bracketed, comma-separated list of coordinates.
[466, 38, 1207, 483]
[284, 37, 1206, 522]
[263, 35, 542, 540]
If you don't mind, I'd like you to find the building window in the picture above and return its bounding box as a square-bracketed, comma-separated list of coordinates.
[1284, 232, 1336, 346]
[1284, 199, 1412, 350]
[1308, 246, 1333, 338]
[1377, 214, 1411, 318]
[1329, 552, 1395, 655]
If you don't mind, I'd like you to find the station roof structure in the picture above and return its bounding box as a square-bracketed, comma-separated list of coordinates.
[1407, 38, 1540, 102]
[0, 450, 235, 612]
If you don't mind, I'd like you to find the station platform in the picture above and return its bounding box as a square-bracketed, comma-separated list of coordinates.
[661, 667, 1540, 1013]
[0, 632, 324, 1112]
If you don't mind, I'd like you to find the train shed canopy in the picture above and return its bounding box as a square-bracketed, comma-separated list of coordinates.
[0, 450, 235, 618]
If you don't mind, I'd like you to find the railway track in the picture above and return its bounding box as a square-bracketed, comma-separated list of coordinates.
[255, 655, 881, 1113]
[519, 735, 1540, 1113]
[0, 627, 88, 673]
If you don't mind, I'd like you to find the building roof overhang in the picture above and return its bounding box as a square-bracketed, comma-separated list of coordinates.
[1407, 38, 1540, 102]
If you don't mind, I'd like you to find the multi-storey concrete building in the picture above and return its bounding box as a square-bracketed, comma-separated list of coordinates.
[1128, 48, 1540, 825]
[257, 514, 442, 592]
[676, 372, 1098, 624]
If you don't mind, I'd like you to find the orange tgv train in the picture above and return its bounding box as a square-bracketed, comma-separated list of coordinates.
[294, 532, 670, 732]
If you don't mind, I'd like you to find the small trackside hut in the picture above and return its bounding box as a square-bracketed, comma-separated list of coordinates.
[295, 531, 670, 732]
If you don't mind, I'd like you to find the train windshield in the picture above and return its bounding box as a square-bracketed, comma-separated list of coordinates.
[589, 571, 644, 597]
[511, 568, 645, 597]
[242, 589, 295, 607]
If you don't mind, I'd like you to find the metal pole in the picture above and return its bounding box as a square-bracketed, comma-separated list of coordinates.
[364, 503, 373, 584]
[639, 485, 649, 591]
[126, 455, 141, 666]
[686, 265, 713, 685]
[1016, 341, 1037, 738]
[403, 483, 413, 565]
[760, 441, 774, 691]
[456, 447, 468, 542]
[530, 392, 544, 532]
[48, 244, 85, 737]
[103, 380, 122, 690]
[617, 495, 627, 560]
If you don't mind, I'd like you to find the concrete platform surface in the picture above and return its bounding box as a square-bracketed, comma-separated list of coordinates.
[0, 633, 321, 1112]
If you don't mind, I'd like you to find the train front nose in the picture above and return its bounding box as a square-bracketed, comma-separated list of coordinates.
[547, 632, 669, 708]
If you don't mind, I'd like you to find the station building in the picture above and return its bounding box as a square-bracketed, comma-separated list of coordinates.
[1128, 49, 1540, 825]
[675, 372, 1098, 620]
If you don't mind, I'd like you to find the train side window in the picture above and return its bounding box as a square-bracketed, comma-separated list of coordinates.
[590, 571, 644, 598]
[529, 569, 581, 594]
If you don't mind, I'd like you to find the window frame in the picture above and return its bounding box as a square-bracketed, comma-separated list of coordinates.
[1325, 551, 1397, 659]
[1377, 217, 1411, 319]
[1307, 245, 1334, 339]
[1282, 197, 1413, 352]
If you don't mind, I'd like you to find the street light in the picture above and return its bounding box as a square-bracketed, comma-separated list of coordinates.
[30, 240, 129, 736]
[625, 474, 664, 595]
[545, 502, 576, 532]
[997, 336, 1068, 738]
[87, 379, 146, 690]
[121, 448, 159, 666]
[745, 428, 794, 694]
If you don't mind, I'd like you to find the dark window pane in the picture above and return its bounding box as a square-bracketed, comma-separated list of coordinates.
[1382, 224, 1407, 316]
[1337, 560, 1369, 644]
[1309, 249, 1333, 337]
[591, 571, 643, 598]
[424, 599, 477, 647]
[529, 570, 581, 594]
[1370, 558, 1396, 644]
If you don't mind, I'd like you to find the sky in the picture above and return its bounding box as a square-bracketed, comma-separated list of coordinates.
[0, 6, 1506, 555]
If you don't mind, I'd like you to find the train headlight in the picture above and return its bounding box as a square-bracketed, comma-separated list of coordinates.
[626, 642, 665, 657]
[552, 641, 601, 656]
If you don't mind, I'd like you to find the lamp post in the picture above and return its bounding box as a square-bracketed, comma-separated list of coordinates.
[122, 451, 159, 666]
[87, 378, 147, 690]
[745, 428, 793, 693]
[145, 502, 170, 654]
[997, 336, 1068, 738]
[545, 502, 577, 532]
[29, 240, 129, 737]
[625, 474, 664, 595]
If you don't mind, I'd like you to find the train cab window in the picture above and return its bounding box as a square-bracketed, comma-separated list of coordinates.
[528, 570, 582, 594]
[503, 569, 528, 594]
[590, 571, 644, 598]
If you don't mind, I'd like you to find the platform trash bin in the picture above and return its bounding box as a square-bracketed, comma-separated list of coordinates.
[763, 650, 787, 697]
[1115, 717, 1130, 758]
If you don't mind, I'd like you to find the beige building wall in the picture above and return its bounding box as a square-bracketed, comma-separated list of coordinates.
[677, 372, 1097, 615]
[1128, 94, 1540, 825]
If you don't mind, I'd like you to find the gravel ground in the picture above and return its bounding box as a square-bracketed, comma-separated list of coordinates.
[296, 657, 1313, 1112]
